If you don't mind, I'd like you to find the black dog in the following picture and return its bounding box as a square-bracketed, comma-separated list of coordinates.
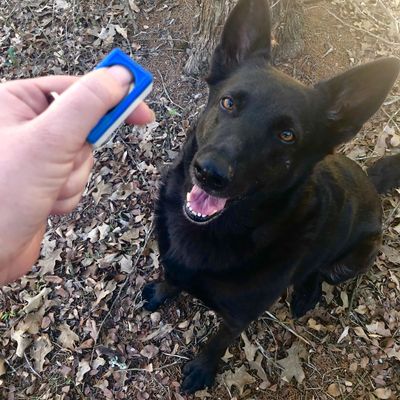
[143, 0, 400, 393]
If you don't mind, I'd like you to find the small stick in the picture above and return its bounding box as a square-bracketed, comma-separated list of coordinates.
[265, 311, 313, 347]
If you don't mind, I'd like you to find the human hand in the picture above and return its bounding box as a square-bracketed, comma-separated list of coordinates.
[0, 66, 155, 285]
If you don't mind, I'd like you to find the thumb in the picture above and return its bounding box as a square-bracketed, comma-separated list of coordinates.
[31, 65, 132, 155]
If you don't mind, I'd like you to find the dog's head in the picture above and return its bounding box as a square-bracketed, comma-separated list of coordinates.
[184, 0, 399, 225]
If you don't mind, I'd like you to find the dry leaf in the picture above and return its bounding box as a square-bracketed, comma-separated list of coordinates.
[308, 318, 323, 331]
[353, 326, 370, 342]
[120, 255, 133, 273]
[277, 342, 307, 383]
[366, 321, 391, 337]
[58, 323, 79, 350]
[0, 358, 6, 376]
[114, 24, 128, 39]
[22, 287, 51, 314]
[194, 389, 212, 399]
[140, 344, 159, 360]
[374, 388, 392, 399]
[94, 280, 118, 306]
[222, 348, 234, 363]
[381, 245, 400, 265]
[11, 329, 32, 357]
[222, 365, 256, 395]
[76, 359, 91, 384]
[98, 223, 110, 241]
[128, 0, 140, 12]
[340, 291, 349, 309]
[92, 181, 112, 205]
[31, 335, 53, 372]
[337, 326, 350, 344]
[249, 352, 269, 382]
[38, 248, 62, 275]
[327, 383, 341, 397]
[241, 332, 257, 363]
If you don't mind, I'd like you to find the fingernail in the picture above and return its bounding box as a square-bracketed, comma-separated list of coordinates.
[107, 65, 133, 86]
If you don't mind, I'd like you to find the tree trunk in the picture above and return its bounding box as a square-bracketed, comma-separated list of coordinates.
[184, 0, 304, 76]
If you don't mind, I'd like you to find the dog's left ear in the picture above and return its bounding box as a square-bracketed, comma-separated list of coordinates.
[317, 57, 400, 144]
[207, 0, 272, 84]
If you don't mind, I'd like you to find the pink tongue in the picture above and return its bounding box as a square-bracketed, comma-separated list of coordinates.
[187, 185, 227, 216]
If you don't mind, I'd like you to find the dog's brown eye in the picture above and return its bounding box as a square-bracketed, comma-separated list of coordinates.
[279, 130, 296, 143]
[220, 96, 235, 111]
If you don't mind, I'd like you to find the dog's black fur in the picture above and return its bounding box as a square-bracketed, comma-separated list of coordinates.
[142, 0, 400, 393]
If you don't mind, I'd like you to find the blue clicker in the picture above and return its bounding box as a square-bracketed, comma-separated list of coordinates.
[87, 48, 153, 147]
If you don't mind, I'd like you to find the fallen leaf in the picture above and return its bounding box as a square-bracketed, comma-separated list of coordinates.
[327, 383, 341, 397]
[76, 359, 91, 384]
[94, 280, 118, 306]
[31, 334, 53, 372]
[38, 249, 62, 275]
[374, 388, 392, 399]
[120, 228, 140, 243]
[249, 352, 269, 383]
[58, 323, 79, 350]
[241, 332, 257, 363]
[222, 348, 234, 363]
[22, 288, 51, 314]
[222, 365, 255, 395]
[128, 0, 140, 13]
[92, 181, 112, 205]
[337, 326, 350, 344]
[114, 24, 128, 39]
[340, 291, 349, 309]
[119, 255, 133, 273]
[353, 326, 370, 342]
[11, 329, 32, 357]
[0, 358, 6, 376]
[98, 223, 110, 241]
[140, 344, 159, 360]
[366, 321, 391, 337]
[308, 318, 323, 331]
[277, 342, 307, 383]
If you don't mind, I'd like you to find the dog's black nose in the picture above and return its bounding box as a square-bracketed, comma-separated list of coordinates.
[194, 158, 232, 191]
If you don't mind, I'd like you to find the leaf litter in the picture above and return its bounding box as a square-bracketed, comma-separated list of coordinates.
[0, 0, 400, 399]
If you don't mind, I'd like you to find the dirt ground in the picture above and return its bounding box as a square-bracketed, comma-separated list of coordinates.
[0, 0, 399, 399]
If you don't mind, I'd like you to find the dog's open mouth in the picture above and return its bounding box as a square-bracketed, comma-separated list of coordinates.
[184, 185, 227, 224]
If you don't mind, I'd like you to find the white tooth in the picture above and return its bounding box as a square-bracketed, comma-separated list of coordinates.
[186, 193, 190, 201]
[197, 213, 202, 217]
[202, 215, 207, 218]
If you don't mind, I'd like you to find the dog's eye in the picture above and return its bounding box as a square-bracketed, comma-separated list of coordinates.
[279, 130, 296, 143]
[220, 96, 235, 112]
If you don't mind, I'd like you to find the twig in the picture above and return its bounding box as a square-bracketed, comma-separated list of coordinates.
[324, 7, 400, 47]
[377, 0, 399, 35]
[24, 353, 41, 379]
[264, 311, 313, 347]
[114, 360, 180, 373]
[348, 275, 362, 314]
[90, 220, 155, 363]
[157, 70, 184, 110]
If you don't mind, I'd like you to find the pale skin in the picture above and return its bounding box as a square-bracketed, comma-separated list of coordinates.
[0, 66, 155, 285]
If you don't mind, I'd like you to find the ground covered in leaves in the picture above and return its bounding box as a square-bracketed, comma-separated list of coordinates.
[0, 0, 400, 399]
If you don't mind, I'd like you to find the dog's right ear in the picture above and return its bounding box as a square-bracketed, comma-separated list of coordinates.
[207, 0, 272, 84]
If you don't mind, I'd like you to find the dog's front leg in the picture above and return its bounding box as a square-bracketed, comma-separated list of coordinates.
[181, 319, 249, 394]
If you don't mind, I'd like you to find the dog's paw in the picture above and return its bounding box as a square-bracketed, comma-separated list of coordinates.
[181, 358, 217, 394]
[291, 284, 322, 319]
[142, 282, 164, 311]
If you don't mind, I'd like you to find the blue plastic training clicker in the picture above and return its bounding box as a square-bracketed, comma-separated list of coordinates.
[87, 48, 153, 147]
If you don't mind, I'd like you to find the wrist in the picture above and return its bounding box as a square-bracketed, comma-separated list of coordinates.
[0, 223, 46, 286]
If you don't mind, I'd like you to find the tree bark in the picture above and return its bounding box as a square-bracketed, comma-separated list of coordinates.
[184, 0, 304, 76]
